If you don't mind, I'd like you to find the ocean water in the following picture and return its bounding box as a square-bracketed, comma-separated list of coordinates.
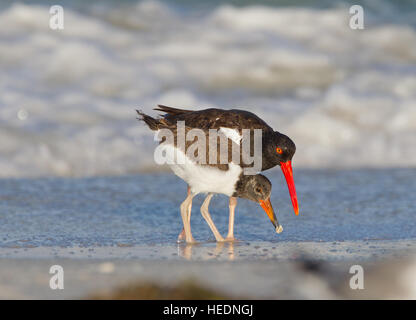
[0, 169, 415, 247]
[0, 0, 415, 178]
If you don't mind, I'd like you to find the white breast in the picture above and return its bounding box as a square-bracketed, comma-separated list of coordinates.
[160, 144, 242, 196]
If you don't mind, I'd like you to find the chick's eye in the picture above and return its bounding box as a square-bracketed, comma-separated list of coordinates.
[276, 147, 283, 154]
[255, 187, 262, 193]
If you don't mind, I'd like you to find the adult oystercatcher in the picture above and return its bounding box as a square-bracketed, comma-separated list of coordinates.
[137, 105, 298, 243]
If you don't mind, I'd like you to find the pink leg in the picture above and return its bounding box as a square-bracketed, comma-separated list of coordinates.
[225, 197, 237, 241]
[177, 186, 192, 243]
[180, 191, 195, 243]
[200, 193, 224, 242]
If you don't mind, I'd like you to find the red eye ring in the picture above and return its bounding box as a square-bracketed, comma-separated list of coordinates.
[276, 147, 283, 154]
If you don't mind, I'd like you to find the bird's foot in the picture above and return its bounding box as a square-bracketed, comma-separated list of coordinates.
[177, 230, 197, 244]
[177, 231, 185, 243]
[178, 238, 198, 244]
[214, 236, 225, 242]
[185, 238, 198, 244]
[223, 236, 238, 242]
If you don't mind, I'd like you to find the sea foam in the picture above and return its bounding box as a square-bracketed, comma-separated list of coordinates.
[0, 1, 415, 177]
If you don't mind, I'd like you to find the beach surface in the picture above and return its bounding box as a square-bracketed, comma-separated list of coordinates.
[0, 169, 415, 299]
[1, 240, 415, 299]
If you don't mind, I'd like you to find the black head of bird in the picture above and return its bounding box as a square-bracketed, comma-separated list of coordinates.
[263, 131, 299, 216]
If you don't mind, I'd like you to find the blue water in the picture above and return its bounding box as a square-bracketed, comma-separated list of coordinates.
[0, 169, 415, 247]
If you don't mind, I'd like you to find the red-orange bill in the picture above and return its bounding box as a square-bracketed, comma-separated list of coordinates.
[259, 198, 283, 233]
[280, 160, 299, 216]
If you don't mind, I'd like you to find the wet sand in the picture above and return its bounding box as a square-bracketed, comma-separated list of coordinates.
[1, 240, 415, 261]
[1, 239, 415, 299]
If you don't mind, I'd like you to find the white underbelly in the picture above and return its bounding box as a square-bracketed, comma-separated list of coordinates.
[160, 144, 242, 196]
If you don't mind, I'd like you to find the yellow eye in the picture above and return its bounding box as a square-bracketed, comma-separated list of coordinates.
[276, 147, 283, 154]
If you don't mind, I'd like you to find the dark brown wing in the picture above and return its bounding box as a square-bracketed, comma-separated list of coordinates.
[157, 105, 274, 132]
[137, 106, 272, 171]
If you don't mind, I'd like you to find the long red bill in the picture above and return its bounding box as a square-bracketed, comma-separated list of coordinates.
[280, 160, 299, 216]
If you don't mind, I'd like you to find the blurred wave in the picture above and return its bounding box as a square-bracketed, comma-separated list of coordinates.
[0, 1, 415, 177]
